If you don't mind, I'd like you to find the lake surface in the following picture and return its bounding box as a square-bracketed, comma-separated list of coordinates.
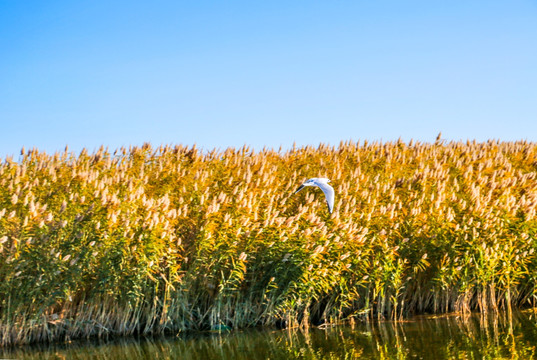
[2, 311, 537, 359]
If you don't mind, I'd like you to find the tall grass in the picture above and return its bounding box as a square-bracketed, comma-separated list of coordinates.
[1, 140, 537, 346]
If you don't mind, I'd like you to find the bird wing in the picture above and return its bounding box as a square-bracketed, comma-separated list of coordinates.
[294, 184, 306, 194]
[317, 182, 335, 213]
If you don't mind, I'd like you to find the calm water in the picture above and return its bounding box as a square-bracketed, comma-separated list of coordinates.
[2, 311, 537, 359]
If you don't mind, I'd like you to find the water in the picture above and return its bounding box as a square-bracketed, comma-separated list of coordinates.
[2, 311, 537, 359]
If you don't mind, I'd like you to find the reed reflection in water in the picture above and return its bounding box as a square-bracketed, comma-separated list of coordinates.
[3, 311, 537, 359]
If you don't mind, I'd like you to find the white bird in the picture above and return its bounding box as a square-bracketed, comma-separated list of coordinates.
[293, 178, 335, 213]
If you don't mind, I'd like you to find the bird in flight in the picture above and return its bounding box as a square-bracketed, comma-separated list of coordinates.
[294, 178, 335, 213]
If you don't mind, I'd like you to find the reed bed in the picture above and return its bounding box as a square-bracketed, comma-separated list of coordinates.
[1, 140, 536, 346]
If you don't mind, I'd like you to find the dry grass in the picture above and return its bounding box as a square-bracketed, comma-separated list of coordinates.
[1, 140, 537, 346]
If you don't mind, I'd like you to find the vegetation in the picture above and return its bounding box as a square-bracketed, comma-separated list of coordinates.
[1, 139, 537, 346]
[3, 311, 537, 359]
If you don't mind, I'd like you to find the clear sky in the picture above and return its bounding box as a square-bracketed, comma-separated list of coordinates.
[1, 1, 537, 157]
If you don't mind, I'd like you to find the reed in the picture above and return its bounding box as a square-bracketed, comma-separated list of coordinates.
[1, 140, 536, 346]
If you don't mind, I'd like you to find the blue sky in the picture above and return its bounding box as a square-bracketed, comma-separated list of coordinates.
[1, 1, 537, 157]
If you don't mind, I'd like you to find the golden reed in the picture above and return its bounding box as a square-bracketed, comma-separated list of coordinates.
[0, 140, 536, 346]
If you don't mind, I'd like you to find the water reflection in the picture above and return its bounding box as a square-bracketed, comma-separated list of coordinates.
[2, 311, 537, 359]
